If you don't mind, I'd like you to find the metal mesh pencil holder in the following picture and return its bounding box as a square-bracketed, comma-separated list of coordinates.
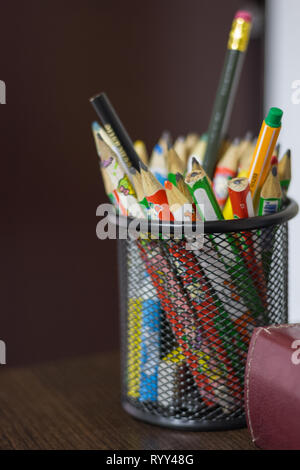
[115, 199, 298, 431]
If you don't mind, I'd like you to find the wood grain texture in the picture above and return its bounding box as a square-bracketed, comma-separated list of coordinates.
[0, 352, 257, 450]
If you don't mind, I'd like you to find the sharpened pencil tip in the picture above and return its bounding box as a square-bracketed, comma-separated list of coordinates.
[92, 121, 101, 132]
[271, 155, 278, 166]
[154, 144, 163, 155]
[175, 172, 183, 182]
[139, 159, 148, 171]
[164, 180, 173, 190]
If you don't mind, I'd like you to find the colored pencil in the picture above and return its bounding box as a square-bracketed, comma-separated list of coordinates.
[213, 138, 240, 209]
[134, 140, 149, 165]
[278, 149, 291, 197]
[203, 11, 252, 177]
[158, 131, 172, 154]
[170, 175, 254, 348]
[163, 238, 244, 405]
[130, 167, 149, 216]
[248, 107, 283, 206]
[227, 177, 254, 219]
[227, 176, 267, 307]
[165, 180, 198, 222]
[185, 168, 266, 320]
[127, 250, 143, 398]
[175, 173, 194, 204]
[258, 164, 282, 282]
[90, 92, 142, 171]
[187, 133, 208, 170]
[185, 169, 223, 221]
[139, 272, 161, 402]
[174, 136, 187, 164]
[92, 124, 117, 205]
[158, 348, 186, 407]
[258, 165, 282, 216]
[185, 133, 199, 154]
[140, 161, 174, 221]
[137, 240, 218, 405]
[149, 144, 168, 186]
[237, 137, 256, 175]
[223, 137, 256, 219]
[96, 137, 145, 218]
[167, 148, 186, 186]
[165, 180, 249, 376]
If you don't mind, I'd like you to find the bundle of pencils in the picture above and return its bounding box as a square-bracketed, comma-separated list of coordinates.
[89, 9, 293, 413]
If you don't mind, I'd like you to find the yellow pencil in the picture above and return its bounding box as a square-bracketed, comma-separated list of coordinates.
[134, 140, 148, 165]
[248, 107, 283, 206]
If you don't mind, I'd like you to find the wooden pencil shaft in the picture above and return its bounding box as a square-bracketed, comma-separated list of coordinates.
[228, 177, 254, 218]
[278, 151, 291, 182]
[168, 148, 185, 175]
[203, 49, 245, 177]
[134, 140, 148, 165]
[176, 173, 194, 203]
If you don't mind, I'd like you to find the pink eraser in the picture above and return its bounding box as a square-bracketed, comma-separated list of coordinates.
[235, 10, 252, 22]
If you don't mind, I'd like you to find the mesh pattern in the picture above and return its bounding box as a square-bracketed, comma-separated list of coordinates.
[119, 223, 288, 428]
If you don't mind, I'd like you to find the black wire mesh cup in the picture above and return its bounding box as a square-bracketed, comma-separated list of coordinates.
[114, 199, 298, 431]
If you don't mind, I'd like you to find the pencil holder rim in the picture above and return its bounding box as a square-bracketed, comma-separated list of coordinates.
[110, 198, 298, 234]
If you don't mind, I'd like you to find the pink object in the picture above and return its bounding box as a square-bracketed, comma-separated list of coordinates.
[235, 10, 252, 23]
[245, 324, 300, 450]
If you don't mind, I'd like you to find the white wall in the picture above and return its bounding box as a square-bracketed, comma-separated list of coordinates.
[265, 0, 300, 322]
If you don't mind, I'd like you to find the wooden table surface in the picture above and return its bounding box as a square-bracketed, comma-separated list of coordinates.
[0, 352, 256, 450]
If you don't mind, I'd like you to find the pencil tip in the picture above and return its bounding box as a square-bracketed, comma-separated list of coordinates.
[272, 165, 277, 177]
[164, 180, 173, 190]
[92, 121, 101, 132]
[154, 144, 163, 155]
[191, 156, 201, 169]
[286, 149, 291, 158]
[139, 159, 148, 172]
[271, 156, 278, 166]
[175, 172, 183, 182]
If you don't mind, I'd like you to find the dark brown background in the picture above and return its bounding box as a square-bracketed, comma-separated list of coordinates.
[2, 0, 264, 366]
